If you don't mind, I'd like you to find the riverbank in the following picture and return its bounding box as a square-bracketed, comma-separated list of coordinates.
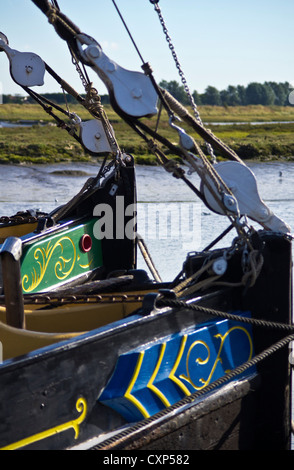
[0, 104, 294, 164]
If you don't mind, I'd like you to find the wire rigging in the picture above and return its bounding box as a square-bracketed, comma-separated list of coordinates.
[109, 0, 254, 248]
[111, 0, 145, 64]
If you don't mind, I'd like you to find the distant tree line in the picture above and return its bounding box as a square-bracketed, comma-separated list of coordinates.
[159, 80, 291, 106]
[2, 80, 292, 106]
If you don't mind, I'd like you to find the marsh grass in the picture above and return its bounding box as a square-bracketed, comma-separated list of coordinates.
[0, 104, 294, 164]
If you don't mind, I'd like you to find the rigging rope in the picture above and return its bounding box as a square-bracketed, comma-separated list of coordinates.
[92, 326, 294, 450]
[50, 0, 60, 10]
[109, 0, 248, 240]
[111, 0, 175, 119]
[31, 0, 255, 252]
[111, 0, 145, 64]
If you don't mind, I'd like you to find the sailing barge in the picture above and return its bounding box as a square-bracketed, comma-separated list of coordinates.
[0, 0, 292, 450]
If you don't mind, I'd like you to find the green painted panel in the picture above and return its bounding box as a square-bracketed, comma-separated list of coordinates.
[20, 219, 102, 293]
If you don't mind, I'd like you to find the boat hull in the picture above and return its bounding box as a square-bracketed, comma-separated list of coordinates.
[0, 232, 292, 450]
[0, 159, 137, 295]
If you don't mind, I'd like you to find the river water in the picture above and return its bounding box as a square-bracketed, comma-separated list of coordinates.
[0, 160, 293, 281]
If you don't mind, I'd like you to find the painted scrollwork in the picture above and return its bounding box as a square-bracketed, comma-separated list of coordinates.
[179, 327, 253, 390]
[22, 237, 76, 293]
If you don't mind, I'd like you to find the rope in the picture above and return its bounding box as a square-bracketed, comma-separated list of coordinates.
[156, 297, 293, 333]
[160, 87, 243, 164]
[150, 0, 217, 164]
[21, 86, 83, 145]
[137, 235, 162, 283]
[173, 258, 215, 295]
[92, 330, 294, 450]
[241, 250, 264, 288]
[111, 0, 145, 64]
[111, 0, 235, 215]
[84, 83, 120, 154]
[44, 3, 80, 39]
[109, 0, 243, 229]
[35, 0, 247, 237]
[172, 235, 264, 298]
[90, 276, 294, 450]
[51, 0, 60, 10]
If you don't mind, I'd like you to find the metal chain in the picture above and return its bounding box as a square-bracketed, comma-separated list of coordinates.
[72, 58, 89, 90]
[152, 2, 217, 164]
[150, 2, 256, 248]
[0, 292, 145, 306]
[0, 212, 41, 226]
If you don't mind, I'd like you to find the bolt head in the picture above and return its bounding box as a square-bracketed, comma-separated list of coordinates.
[131, 87, 143, 99]
[88, 46, 101, 59]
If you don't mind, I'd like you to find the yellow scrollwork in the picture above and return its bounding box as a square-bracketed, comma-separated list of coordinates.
[169, 335, 192, 396]
[0, 397, 87, 450]
[180, 326, 253, 390]
[118, 326, 253, 420]
[22, 236, 76, 293]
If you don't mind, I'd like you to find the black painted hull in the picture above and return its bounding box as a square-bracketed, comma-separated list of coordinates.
[0, 232, 292, 450]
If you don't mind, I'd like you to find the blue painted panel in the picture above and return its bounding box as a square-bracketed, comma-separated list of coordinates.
[99, 312, 254, 422]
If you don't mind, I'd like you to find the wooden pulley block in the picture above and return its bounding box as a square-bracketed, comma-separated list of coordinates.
[0, 35, 45, 87]
[201, 161, 291, 233]
[79, 120, 113, 154]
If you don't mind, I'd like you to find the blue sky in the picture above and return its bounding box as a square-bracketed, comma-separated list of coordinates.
[1, 0, 293, 98]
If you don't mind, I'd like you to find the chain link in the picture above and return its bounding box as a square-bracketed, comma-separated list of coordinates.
[152, 3, 217, 164]
[0, 211, 46, 227]
[0, 292, 145, 306]
[150, 2, 257, 247]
